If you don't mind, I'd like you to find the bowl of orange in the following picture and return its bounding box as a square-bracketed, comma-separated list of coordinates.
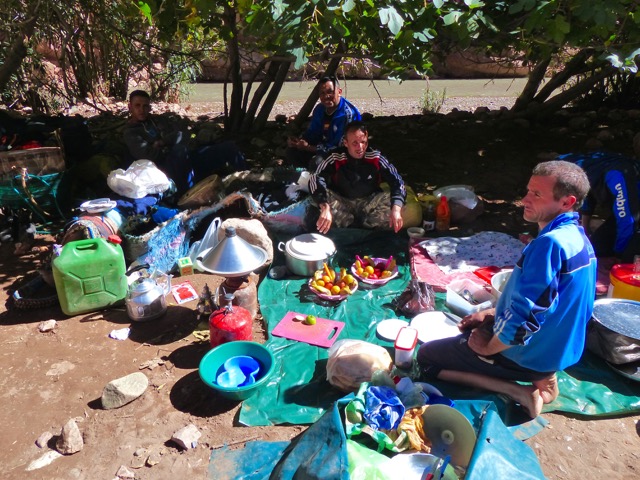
[308, 266, 358, 301]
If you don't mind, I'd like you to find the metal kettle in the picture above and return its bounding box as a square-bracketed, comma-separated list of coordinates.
[125, 264, 172, 322]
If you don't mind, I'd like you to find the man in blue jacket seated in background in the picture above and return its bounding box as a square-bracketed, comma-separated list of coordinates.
[559, 150, 639, 263]
[308, 121, 406, 234]
[417, 160, 597, 418]
[287, 75, 361, 170]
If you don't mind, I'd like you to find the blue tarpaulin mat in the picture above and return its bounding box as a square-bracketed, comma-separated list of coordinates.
[210, 397, 546, 479]
[228, 228, 640, 478]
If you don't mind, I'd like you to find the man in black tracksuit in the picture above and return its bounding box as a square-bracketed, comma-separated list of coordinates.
[309, 121, 406, 234]
[560, 151, 640, 262]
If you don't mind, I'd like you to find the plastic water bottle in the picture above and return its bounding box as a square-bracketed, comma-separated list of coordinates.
[436, 196, 451, 231]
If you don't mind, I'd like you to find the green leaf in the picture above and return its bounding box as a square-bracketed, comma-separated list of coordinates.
[433, 0, 445, 9]
[137, 1, 153, 25]
[379, 6, 404, 35]
[343, 0, 356, 13]
[443, 11, 462, 26]
[292, 47, 307, 69]
[465, 0, 485, 8]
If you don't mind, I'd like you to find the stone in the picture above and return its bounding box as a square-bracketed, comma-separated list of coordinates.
[568, 115, 591, 130]
[596, 129, 615, 141]
[38, 320, 57, 332]
[250, 137, 269, 148]
[511, 118, 531, 129]
[35, 431, 53, 448]
[585, 138, 603, 150]
[218, 218, 274, 265]
[633, 132, 640, 157]
[101, 372, 149, 410]
[171, 424, 201, 450]
[116, 465, 136, 479]
[146, 451, 161, 466]
[55, 419, 84, 455]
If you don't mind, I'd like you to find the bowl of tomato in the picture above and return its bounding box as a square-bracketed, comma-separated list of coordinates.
[351, 256, 399, 286]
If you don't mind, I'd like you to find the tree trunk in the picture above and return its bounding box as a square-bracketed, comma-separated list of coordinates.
[223, 3, 244, 133]
[252, 60, 291, 132]
[0, 10, 39, 92]
[512, 55, 551, 112]
[240, 60, 280, 133]
[533, 49, 595, 103]
[535, 68, 612, 117]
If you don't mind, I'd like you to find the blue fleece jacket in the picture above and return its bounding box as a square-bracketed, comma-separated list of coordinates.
[494, 212, 597, 372]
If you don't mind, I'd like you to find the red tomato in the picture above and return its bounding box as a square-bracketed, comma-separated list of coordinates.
[324, 282, 333, 290]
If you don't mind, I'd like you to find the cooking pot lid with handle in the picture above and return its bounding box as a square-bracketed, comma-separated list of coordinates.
[287, 233, 336, 258]
[592, 298, 640, 340]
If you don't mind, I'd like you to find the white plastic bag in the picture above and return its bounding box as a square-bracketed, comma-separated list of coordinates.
[107, 160, 171, 199]
[326, 340, 393, 392]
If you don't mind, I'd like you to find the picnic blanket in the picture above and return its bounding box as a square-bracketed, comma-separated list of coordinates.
[241, 228, 640, 427]
[228, 228, 640, 479]
[411, 232, 614, 294]
[213, 398, 546, 480]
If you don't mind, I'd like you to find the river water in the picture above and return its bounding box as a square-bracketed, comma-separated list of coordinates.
[183, 78, 527, 104]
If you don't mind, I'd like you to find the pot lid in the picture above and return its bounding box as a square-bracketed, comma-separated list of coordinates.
[197, 226, 267, 277]
[592, 298, 640, 339]
[287, 233, 335, 258]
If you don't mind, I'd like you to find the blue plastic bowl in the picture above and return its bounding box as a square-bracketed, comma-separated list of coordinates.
[199, 341, 275, 401]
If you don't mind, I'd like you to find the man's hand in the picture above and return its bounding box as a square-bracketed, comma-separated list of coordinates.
[316, 203, 333, 234]
[458, 308, 495, 332]
[468, 329, 509, 357]
[288, 136, 316, 153]
[389, 205, 403, 233]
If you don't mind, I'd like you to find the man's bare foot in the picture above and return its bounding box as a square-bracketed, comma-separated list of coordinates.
[512, 385, 544, 418]
[534, 374, 559, 404]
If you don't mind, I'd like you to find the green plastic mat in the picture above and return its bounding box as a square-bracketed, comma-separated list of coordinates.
[240, 229, 640, 427]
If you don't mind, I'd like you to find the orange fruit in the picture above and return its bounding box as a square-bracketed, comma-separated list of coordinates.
[331, 285, 341, 295]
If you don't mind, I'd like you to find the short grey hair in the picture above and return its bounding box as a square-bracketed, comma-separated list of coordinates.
[532, 160, 591, 210]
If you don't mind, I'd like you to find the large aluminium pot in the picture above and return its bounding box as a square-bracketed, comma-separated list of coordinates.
[586, 298, 640, 366]
[277, 233, 336, 277]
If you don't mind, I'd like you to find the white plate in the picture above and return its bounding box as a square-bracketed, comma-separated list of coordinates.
[410, 311, 461, 344]
[80, 198, 117, 214]
[376, 319, 410, 342]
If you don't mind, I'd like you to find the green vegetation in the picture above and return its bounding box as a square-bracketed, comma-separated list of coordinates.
[1, 1, 639, 126]
[419, 87, 447, 115]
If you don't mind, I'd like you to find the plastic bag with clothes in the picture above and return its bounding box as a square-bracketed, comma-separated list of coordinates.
[107, 160, 171, 199]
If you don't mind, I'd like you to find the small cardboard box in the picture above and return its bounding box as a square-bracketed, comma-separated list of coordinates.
[177, 257, 194, 276]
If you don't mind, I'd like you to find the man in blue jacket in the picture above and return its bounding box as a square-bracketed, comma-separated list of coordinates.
[417, 161, 597, 418]
[287, 76, 361, 170]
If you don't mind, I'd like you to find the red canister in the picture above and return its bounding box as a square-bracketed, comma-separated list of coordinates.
[209, 293, 253, 348]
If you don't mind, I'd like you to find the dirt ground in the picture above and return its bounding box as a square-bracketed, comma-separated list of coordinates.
[1, 97, 640, 480]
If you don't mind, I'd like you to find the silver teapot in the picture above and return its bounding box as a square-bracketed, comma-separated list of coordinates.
[125, 264, 172, 322]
